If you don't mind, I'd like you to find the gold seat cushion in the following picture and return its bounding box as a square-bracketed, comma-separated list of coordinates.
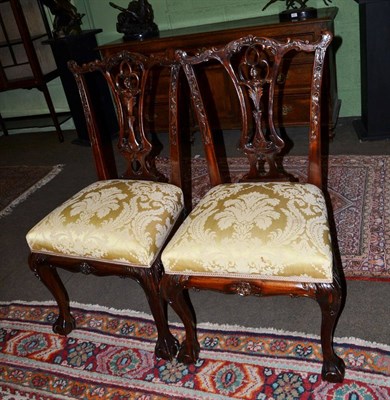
[26, 180, 184, 268]
[162, 182, 333, 282]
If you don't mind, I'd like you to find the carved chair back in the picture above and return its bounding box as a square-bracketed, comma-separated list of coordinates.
[178, 32, 332, 188]
[68, 51, 183, 187]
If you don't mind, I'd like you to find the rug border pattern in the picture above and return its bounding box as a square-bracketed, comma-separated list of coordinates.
[0, 301, 389, 399]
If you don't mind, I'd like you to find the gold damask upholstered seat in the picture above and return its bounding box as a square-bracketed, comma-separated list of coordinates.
[161, 33, 346, 383]
[26, 51, 184, 360]
[162, 182, 332, 282]
[27, 180, 183, 267]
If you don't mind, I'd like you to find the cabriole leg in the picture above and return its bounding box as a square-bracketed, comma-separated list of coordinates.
[315, 279, 345, 383]
[138, 268, 179, 360]
[161, 275, 200, 364]
[30, 255, 75, 335]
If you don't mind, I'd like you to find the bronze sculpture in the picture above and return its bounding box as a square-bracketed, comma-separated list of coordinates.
[109, 0, 159, 41]
[40, 0, 84, 38]
[262, 0, 332, 11]
[262, 0, 333, 21]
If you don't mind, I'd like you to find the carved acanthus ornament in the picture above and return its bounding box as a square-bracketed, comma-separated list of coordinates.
[79, 262, 95, 275]
[169, 63, 180, 146]
[230, 282, 256, 296]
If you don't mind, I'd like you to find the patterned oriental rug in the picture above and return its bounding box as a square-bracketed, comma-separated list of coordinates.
[158, 155, 390, 282]
[0, 302, 389, 399]
[0, 165, 63, 219]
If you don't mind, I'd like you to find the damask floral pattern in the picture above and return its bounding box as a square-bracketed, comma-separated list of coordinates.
[26, 179, 184, 267]
[162, 182, 333, 282]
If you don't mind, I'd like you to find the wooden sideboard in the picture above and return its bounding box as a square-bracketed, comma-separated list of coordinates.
[99, 8, 339, 134]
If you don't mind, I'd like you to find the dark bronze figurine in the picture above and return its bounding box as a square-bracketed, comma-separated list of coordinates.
[109, 0, 159, 41]
[40, 0, 84, 38]
[262, 0, 332, 11]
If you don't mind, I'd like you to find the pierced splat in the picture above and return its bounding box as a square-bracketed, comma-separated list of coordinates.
[236, 45, 282, 149]
[110, 55, 166, 181]
[232, 43, 288, 181]
[69, 51, 166, 182]
[110, 59, 156, 178]
[115, 59, 144, 153]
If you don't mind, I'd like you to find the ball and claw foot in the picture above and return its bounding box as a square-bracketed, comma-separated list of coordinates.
[177, 340, 200, 364]
[321, 356, 345, 383]
[155, 334, 180, 360]
[52, 315, 76, 336]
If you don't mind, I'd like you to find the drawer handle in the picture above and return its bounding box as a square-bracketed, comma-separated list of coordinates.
[145, 113, 158, 122]
[282, 105, 293, 115]
[277, 73, 286, 85]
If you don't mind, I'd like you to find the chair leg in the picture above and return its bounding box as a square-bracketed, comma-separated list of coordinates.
[29, 255, 75, 335]
[40, 85, 64, 143]
[0, 112, 8, 136]
[315, 277, 345, 383]
[161, 275, 200, 364]
[137, 267, 179, 360]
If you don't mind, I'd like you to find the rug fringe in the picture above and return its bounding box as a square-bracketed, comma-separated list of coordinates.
[0, 164, 64, 218]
